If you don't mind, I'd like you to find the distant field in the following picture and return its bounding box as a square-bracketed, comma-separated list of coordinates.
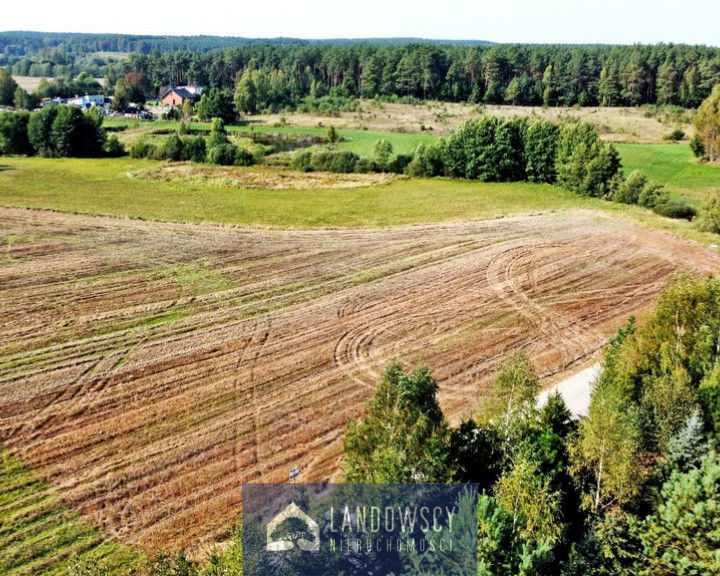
[0, 157, 588, 227]
[13, 76, 106, 92]
[0, 451, 141, 576]
[258, 102, 692, 143]
[2, 208, 717, 552]
[616, 143, 720, 205]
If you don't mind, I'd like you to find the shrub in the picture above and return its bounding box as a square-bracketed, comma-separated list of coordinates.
[234, 147, 255, 166]
[354, 157, 378, 173]
[696, 195, 720, 234]
[308, 150, 359, 173]
[407, 141, 446, 177]
[104, 135, 126, 157]
[690, 135, 706, 159]
[207, 143, 237, 166]
[164, 133, 185, 161]
[291, 150, 313, 172]
[388, 153, 412, 174]
[555, 121, 621, 197]
[613, 170, 647, 204]
[329, 150, 359, 173]
[662, 128, 685, 141]
[181, 136, 206, 163]
[130, 139, 155, 159]
[652, 201, 697, 220]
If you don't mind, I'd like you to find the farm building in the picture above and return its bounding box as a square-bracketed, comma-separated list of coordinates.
[159, 86, 203, 106]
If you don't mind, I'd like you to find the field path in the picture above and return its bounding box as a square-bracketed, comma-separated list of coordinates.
[1, 207, 718, 550]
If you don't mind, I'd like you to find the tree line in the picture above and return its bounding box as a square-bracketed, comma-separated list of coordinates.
[3, 38, 720, 109]
[343, 272, 720, 575]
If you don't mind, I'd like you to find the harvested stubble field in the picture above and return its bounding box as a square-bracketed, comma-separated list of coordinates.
[1, 207, 718, 553]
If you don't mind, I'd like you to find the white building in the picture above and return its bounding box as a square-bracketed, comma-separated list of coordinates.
[67, 94, 105, 109]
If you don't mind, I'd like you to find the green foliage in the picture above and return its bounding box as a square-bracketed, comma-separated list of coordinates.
[207, 143, 238, 166]
[524, 119, 558, 183]
[406, 140, 446, 177]
[0, 110, 31, 155]
[343, 359, 449, 483]
[633, 450, 720, 575]
[197, 88, 236, 124]
[291, 149, 312, 172]
[182, 135, 207, 163]
[556, 121, 621, 197]
[13, 86, 36, 110]
[444, 117, 514, 181]
[651, 199, 697, 220]
[690, 134, 706, 158]
[104, 135, 126, 157]
[308, 150, 359, 173]
[480, 351, 539, 452]
[570, 380, 644, 513]
[694, 84, 720, 162]
[130, 139, 155, 159]
[27, 105, 106, 158]
[662, 128, 685, 142]
[495, 453, 563, 545]
[234, 147, 255, 166]
[663, 410, 709, 475]
[207, 117, 230, 148]
[164, 132, 185, 161]
[447, 420, 502, 489]
[0, 67, 18, 106]
[612, 169, 648, 205]
[326, 125, 339, 145]
[477, 494, 553, 576]
[373, 138, 394, 171]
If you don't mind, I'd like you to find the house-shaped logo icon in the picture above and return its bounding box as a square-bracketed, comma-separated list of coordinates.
[266, 502, 320, 552]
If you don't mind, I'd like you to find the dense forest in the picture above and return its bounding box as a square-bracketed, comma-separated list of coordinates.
[1, 32, 719, 108]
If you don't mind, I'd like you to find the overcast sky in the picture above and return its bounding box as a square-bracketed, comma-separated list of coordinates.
[3, 0, 719, 46]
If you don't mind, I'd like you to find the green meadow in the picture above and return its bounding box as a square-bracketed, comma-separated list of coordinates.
[616, 143, 720, 205]
[0, 451, 142, 576]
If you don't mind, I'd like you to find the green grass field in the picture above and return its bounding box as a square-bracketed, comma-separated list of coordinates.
[105, 119, 437, 157]
[616, 143, 720, 206]
[0, 157, 592, 228]
[0, 451, 141, 576]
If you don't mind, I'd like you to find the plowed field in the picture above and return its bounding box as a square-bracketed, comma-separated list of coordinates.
[1, 207, 718, 550]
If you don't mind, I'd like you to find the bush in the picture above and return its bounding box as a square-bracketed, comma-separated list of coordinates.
[696, 195, 720, 234]
[652, 201, 697, 220]
[662, 128, 685, 141]
[354, 157, 378, 173]
[234, 147, 255, 166]
[407, 141, 445, 177]
[690, 135, 706, 159]
[308, 150, 359, 173]
[613, 170, 647, 204]
[104, 135, 126, 157]
[207, 143, 237, 166]
[291, 150, 313, 172]
[181, 136, 206, 163]
[388, 153, 412, 174]
[555, 121, 621, 197]
[163, 133, 185, 161]
[130, 139, 155, 159]
[0, 110, 32, 155]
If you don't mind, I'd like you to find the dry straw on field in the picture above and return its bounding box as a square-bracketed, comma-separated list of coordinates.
[1, 207, 718, 551]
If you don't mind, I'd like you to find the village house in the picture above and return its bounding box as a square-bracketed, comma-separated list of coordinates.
[159, 85, 203, 106]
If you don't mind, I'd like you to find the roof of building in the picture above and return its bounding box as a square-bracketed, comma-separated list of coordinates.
[159, 87, 195, 101]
